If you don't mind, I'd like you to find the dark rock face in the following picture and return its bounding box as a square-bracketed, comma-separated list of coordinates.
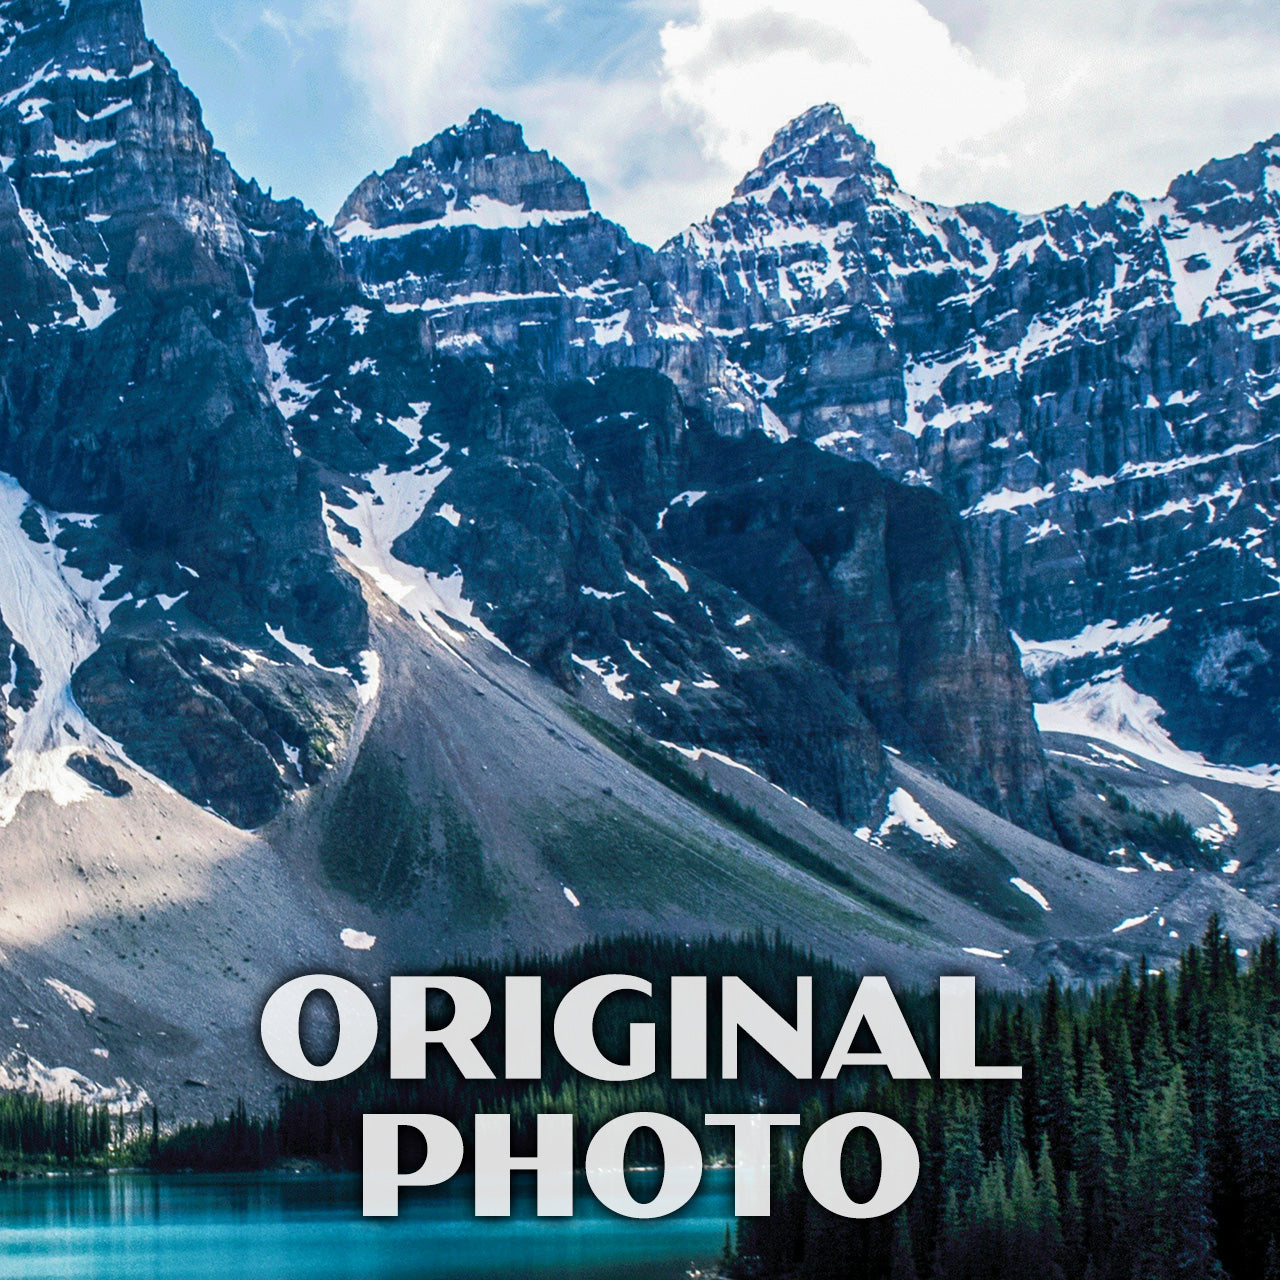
[379, 365, 889, 825]
[0, 0, 367, 823]
[72, 635, 355, 827]
[661, 106, 1280, 767]
[66, 751, 130, 797]
[549, 375, 1048, 831]
[656, 432, 1049, 831]
[0, 610, 38, 767]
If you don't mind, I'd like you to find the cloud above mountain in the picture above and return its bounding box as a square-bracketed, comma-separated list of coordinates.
[657, 0, 1024, 187]
[142, 0, 1280, 246]
[920, 0, 1280, 213]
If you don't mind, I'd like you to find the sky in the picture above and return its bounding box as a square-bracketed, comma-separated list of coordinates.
[141, 0, 1280, 247]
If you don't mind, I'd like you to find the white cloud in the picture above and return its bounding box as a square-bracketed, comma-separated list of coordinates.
[311, 0, 1280, 245]
[330, 0, 526, 145]
[658, 0, 1024, 187]
[494, 72, 731, 246]
[915, 0, 1280, 213]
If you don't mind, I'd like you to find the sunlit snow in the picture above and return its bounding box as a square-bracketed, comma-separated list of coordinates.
[876, 788, 958, 849]
[1010, 878, 1051, 912]
[0, 474, 130, 824]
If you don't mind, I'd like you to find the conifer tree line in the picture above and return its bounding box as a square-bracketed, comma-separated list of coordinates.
[153, 933, 872, 1173]
[0, 1091, 115, 1168]
[732, 917, 1280, 1280]
[152, 926, 1280, 1279]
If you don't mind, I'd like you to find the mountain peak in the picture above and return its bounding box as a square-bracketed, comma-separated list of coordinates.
[433, 108, 531, 164]
[1167, 131, 1280, 222]
[772, 103, 853, 147]
[736, 102, 886, 199]
[336, 109, 591, 235]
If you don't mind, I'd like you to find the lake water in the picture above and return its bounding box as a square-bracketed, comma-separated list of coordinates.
[0, 1170, 736, 1280]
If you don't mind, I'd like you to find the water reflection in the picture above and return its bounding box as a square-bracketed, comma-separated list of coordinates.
[0, 1170, 735, 1280]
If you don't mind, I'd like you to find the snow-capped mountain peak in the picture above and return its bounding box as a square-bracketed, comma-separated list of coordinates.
[334, 108, 591, 240]
[737, 102, 886, 196]
[661, 107, 1280, 774]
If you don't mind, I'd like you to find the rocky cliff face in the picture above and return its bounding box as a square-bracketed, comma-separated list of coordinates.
[0, 0, 368, 826]
[374, 363, 1049, 830]
[662, 105, 1280, 770]
[275, 112, 1051, 833]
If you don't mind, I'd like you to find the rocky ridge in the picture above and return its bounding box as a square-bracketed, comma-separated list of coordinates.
[0, 0, 369, 826]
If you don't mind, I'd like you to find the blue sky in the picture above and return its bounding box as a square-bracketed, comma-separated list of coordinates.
[141, 0, 1280, 246]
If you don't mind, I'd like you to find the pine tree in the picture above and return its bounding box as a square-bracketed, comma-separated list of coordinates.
[941, 1096, 983, 1211]
[889, 1213, 920, 1280]
[1005, 1151, 1041, 1280]
[1108, 1021, 1139, 1140]
[998, 1093, 1024, 1173]
[932, 1188, 964, 1280]
[1036, 978, 1075, 1174]
[1132, 1068, 1221, 1280]
[1032, 1138, 1066, 1280]
[1072, 1039, 1119, 1273]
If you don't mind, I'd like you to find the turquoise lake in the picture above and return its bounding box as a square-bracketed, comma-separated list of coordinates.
[0, 1170, 736, 1279]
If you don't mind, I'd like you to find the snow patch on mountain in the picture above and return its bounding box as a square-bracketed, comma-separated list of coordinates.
[325, 464, 514, 657]
[1011, 878, 1052, 912]
[44, 978, 94, 1015]
[1036, 671, 1280, 790]
[572, 654, 633, 702]
[0, 473, 129, 825]
[1018, 616, 1171, 678]
[266, 625, 344, 674]
[1195, 795, 1238, 847]
[1114, 913, 1153, 934]
[336, 197, 589, 241]
[871, 787, 958, 849]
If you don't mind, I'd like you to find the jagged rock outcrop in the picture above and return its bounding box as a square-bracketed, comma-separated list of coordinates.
[662, 105, 1280, 767]
[0, 609, 38, 767]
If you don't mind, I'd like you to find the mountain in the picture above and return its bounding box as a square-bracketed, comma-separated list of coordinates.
[661, 103, 1280, 776]
[0, 6, 1274, 1116]
[285, 107, 1051, 835]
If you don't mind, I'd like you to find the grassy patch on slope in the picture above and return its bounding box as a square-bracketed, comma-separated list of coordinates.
[564, 704, 926, 927]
